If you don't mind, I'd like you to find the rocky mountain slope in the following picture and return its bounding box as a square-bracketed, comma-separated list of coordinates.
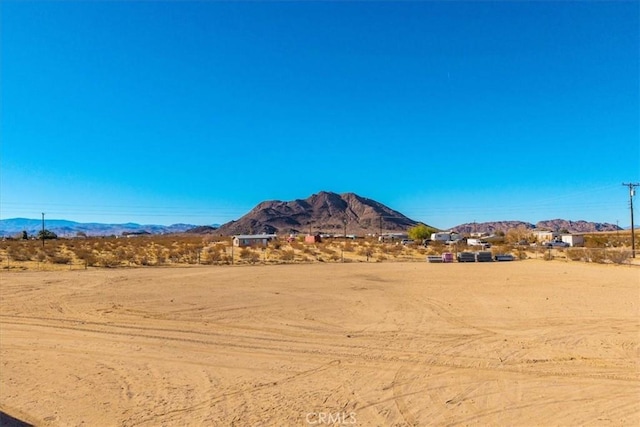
[451, 219, 620, 234]
[215, 191, 421, 235]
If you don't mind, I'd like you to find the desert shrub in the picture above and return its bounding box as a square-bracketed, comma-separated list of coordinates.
[491, 245, 511, 257]
[114, 247, 129, 263]
[381, 244, 403, 257]
[6, 245, 31, 261]
[585, 236, 608, 248]
[376, 254, 387, 262]
[607, 249, 631, 265]
[35, 250, 47, 263]
[73, 248, 97, 266]
[123, 247, 138, 265]
[168, 249, 182, 263]
[289, 241, 303, 251]
[566, 248, 584, 261]
[543, 250, 554, 261]
[183, 249, 200, 264]
[319, 246, 336, 256]
[343, 241, 354, 252]
[329, 253, 341, 262]
[152, 245, 167, 265]
[280, 249, 295, 261]
[49, 253, 72, 264]
[586, 248, 606, 264]
[203, 247, 225, 264]
[239, 247, 260, 263]
[356, 246, 374, 260]
[270, 240, 282, 250]
[98, 253, 121, 268]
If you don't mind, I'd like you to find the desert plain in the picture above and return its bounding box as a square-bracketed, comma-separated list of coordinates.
[1, 260, 638, 426]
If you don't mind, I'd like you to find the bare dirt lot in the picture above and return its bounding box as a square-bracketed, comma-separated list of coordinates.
[1, 261, 638, 426]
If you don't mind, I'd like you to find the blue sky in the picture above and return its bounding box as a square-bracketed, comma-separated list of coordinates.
[1, 1, 638, 229]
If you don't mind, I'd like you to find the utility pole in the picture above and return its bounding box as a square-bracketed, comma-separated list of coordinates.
[622, 183, 639, 258]
[41, 212, 45, 248]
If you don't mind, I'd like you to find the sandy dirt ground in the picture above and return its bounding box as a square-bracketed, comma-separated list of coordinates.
[1, 261, 638, 426]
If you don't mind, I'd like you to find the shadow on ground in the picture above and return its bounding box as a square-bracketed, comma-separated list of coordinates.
[0, 412, 33, 427]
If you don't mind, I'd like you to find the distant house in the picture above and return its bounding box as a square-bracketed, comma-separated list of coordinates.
[304, 234, 322, 244]
[379, 233, 408, 242]
[532, 230, 560, 243]
[430, 232, 462, 243]
[561, 234, 585, 247]
[232, 234, 277, 247]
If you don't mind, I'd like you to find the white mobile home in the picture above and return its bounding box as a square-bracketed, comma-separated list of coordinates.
[431, 232, 462, 243]
[233, 234, 277, 247]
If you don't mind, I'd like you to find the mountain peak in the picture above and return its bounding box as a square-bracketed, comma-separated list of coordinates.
[215, 192, 422, 235]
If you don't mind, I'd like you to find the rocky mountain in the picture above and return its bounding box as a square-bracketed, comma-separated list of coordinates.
[451, 221, 534, 235]
[0, 218, 199, 237]
[534, 219, 620, 233]
[451, 219, 620, 234]
[215, 191, 422, 235]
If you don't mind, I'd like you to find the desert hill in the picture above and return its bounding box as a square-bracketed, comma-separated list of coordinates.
[451, 219, 620, 234]
[215, 191, 422, 235]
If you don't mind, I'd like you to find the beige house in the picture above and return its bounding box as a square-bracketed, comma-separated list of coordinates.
[531, 230, 560, 243]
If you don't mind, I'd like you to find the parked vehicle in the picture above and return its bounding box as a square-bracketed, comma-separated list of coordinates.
[467, 238, 491, 249]
[544, 241, 569, 248]
[400, 239, 415, 245]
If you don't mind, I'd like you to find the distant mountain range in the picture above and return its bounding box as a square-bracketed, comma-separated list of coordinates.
[0, 218, 202, 237]
[1, 191, 623, 237]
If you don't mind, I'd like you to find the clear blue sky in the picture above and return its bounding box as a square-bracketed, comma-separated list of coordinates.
[1, 1, 638, 229]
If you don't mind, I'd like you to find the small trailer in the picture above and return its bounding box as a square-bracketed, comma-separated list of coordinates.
[457, 252, 476, 263]
[475, 251, 493, 262]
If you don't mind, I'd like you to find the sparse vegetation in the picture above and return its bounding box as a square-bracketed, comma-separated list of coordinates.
[566, 248, 585, 262]
[607, 250, 631, 264]
[0, 231, 636, 270]
[280, 249, 295, 261]
[586, 248, 606, 264]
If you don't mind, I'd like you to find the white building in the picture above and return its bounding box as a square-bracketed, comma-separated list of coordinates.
[561, 234, 585, 247]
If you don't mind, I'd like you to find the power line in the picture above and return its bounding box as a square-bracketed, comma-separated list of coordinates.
[622, 183, 639, 258]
